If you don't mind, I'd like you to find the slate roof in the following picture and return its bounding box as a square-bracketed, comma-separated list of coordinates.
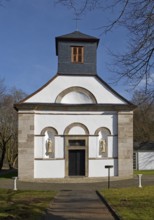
[56, 31, 99, 40]
[56, 31, 99, 55]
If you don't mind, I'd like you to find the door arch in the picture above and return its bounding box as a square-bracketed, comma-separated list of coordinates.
[64, 123, 89, 177]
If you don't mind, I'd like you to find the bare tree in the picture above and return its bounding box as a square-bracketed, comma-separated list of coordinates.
[0, 0, 9, 7]
[0, 82, 26, 170]
[0, 95, 15, 169]
[0, 78, 5, 98]
[132, 89, 154, 144]
[56, 0, 154, 92]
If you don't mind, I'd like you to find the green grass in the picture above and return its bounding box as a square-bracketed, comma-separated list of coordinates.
[0, 189, 56, 220]
[100, 186, 154, 220]
[134, 170, 154, 175]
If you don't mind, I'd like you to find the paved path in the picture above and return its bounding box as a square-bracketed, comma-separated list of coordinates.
[42, 190, 115, 220]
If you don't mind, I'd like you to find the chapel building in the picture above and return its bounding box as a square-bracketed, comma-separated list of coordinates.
[14, 31, 135, 181]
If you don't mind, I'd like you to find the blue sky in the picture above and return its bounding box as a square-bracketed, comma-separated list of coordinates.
[0, 0, 132, 99]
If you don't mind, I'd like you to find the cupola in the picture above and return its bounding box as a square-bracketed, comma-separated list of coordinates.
[55, 31, 99, 76]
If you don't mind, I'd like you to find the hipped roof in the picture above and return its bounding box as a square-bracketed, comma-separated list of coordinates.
[56, 31, 99, 55]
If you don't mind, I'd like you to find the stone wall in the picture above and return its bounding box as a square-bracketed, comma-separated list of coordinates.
[118, 111, 133, 177]
[18, 113, 34, 180]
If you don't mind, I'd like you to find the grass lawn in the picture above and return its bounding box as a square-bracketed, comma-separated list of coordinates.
[0, 189, 56, 220]
[100, 186, 154, 220]
[134, 170, 154, 175]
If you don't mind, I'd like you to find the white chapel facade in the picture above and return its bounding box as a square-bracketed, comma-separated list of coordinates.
[15, 31, 135, 180]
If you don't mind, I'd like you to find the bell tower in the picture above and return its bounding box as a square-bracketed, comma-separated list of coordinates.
[56, 31, 99, 75]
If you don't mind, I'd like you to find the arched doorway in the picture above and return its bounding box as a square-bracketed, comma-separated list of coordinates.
[64, 123, 89, 177]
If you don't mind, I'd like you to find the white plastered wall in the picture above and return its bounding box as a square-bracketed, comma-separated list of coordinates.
[55, 136, 64, 158]
[34, 160, 65, 178]
[89, 136, 118, 158]
[108, 136, 118, 158]
[34, 112, 117, 136]
[34, 112, 117, 160]
[33, 111, 118, 178]
[89, 159, 118, 177]
[24, 75, 126, 104]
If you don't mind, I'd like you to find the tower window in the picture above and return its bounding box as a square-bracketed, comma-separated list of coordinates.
[71, 46, 84, 63]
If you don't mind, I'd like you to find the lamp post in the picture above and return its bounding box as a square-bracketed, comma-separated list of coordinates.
[105, 165, 113, 189]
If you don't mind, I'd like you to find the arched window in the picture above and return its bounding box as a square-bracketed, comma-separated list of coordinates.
[55, 87, 97, 104]
[95, 127, 111, 157]
[41, 127, 58, 158]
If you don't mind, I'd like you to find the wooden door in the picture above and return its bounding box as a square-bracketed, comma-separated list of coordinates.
[69, 150, 85, 176]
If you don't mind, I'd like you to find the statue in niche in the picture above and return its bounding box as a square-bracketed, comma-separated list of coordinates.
[46, 138, 53, 155]
[99, 139, 106, 155]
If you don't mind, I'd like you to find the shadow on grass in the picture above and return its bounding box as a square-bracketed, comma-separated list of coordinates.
[0, 189, 57, 220]
[0, 169, 18, 179]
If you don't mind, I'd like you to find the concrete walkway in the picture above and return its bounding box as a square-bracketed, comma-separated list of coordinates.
[42, 190, 116, 220]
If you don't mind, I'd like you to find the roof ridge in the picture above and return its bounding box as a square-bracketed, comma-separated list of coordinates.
[56, 31, 99, 40]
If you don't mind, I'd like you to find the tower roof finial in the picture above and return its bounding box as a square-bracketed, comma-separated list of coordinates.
[73, 14, 81, 31]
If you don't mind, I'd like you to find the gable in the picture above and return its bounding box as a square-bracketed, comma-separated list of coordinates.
[20, 75, 131, 105]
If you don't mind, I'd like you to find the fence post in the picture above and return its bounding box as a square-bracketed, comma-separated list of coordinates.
[138, 174, 142, 188]
[12, 177, 18, 190]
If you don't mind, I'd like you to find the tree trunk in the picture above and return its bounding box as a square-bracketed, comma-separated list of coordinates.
[0, 145, 6, 170]
[12, 154, 18, 169]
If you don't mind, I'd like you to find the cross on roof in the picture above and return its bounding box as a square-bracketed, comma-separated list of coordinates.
[73, 16, 81, 31]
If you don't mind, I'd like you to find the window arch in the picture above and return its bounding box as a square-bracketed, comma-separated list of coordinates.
[64, 122, 89, 135]
[41, 127, 58, 158]
[55, 87, 97, 104]
[95, 127, 111, 157]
